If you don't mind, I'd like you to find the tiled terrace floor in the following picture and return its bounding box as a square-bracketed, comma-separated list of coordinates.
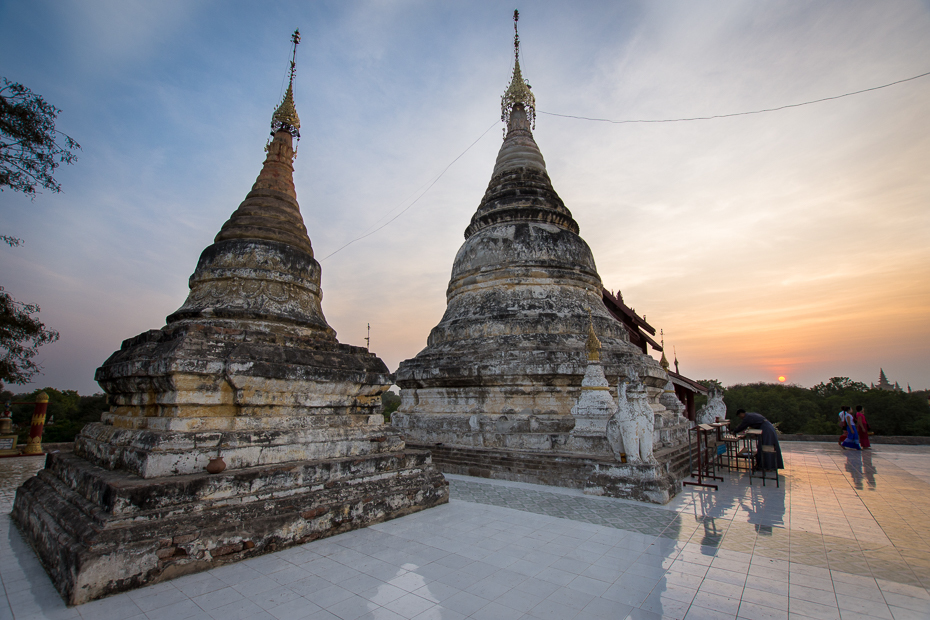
[0, 443, 928, 620]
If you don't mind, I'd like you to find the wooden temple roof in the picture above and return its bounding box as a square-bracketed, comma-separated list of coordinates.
[601, 288, 662, 354]
[601, 287, 707, 398]
[668, 371, 709, 395]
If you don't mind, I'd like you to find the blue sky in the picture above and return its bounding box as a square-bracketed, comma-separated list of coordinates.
[1, 0, 929, 394]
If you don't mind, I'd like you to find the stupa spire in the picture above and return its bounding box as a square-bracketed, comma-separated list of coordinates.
[462, 10, 577, 238]
[211, 28, 311, 254]
[169, 29, 330, 336]
[501, 10, 535, 133]
[659, 329, 670, 371]
[271, 29, 302, 141]
[586, 308, 602, 362]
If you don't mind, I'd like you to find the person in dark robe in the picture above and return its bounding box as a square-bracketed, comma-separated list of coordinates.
[733, 409, 784, 470]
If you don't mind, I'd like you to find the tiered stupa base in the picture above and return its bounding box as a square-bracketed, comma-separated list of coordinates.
[395, 346, 690, 505]
[13, 448, 446, 605]
[394, 406, 689, 505]
[420, 442, 688, 505]
[12, 320, 449, 605]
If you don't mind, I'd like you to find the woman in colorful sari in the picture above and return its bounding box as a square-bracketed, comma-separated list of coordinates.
[855, 405, 871, 449]
[838, 406, 861, 450]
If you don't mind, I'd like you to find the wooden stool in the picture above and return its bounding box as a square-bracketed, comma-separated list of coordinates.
[749, 444, 780, 487]
[722, 436, 741, 473]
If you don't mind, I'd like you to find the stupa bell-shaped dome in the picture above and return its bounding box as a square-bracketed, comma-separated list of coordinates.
[168, 122, 332, 337]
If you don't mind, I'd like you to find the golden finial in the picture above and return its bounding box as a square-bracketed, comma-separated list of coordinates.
[585, 307, 601, 362]
[501, 9, 536, 133]
[271, 29, 302, 141]
[674, 346, 679, 374]
[659, 328, 669, 370]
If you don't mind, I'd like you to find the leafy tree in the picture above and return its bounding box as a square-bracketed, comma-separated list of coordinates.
[853, 390, 927, 437]
[0, 285, 59, 386]
[724, 382, 823, 434]
[381, 390, 401, 422]
[1, 77, 80, 197]
[0, 76, 77, 386]
[1, 212, 58, 385]
[811, 377, 868, 398]
[911, 414, 930, 437]
[699, 379, 724, 392]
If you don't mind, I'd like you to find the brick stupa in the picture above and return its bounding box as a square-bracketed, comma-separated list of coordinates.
[13, 34, 447, 605]
[393, 13, 688, 503]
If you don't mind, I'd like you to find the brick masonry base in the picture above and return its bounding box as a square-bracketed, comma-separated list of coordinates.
[12, 450, 448, 605]
[409, 441, 692, 505]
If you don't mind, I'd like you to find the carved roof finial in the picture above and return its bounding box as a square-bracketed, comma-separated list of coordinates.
[501, 9, 536, 133]
[659, 328, 669, 370]
[585, 307, 601, 362]
[674, 345, 679, 374]
[271, 29, 302, 141]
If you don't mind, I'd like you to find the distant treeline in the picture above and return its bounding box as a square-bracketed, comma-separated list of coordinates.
[696, 377, 930, 436]
[2, 387, 107, 444]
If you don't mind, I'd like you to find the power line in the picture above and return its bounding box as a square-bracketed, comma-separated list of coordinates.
[539, 70, 930, 125]
[319, 120, 499, 261]
[319, 70, 929, 261]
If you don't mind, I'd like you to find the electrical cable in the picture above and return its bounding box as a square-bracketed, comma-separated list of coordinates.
[319, 69, 929, 261]
[539, 70, 930, 125]
[319, 120, 499, 261]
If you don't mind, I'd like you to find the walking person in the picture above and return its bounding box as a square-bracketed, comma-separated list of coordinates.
[838, 406, 861, 450]
[855, 405, 871, 449]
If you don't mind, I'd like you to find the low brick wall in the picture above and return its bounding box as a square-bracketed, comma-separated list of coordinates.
[780, 435, 930, 445]
[407, 442, 686, 504]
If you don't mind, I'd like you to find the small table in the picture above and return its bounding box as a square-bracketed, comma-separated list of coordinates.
[710, 422, 729, 469]
[684, 424, 723, 490]
[710, 421, 728, 442]
[744, 430, 780, 487]
[743, 429, 762, 467]
[729, 430, 759, 473]
[721, 435, 743, 473]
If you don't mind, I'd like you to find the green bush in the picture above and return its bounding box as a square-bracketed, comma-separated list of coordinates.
[381, 390, 401, 423]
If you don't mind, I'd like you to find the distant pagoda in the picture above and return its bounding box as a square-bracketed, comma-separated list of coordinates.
[872, 368, 904, 392]
[13, 32, 447, 605]
[393, 12, 689, 503]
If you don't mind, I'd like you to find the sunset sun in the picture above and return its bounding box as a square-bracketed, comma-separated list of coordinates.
[778, 376, 787, 383]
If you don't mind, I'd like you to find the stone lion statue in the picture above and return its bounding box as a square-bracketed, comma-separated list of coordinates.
[696, 387, 726, 425]
[607, 372, 656, 464]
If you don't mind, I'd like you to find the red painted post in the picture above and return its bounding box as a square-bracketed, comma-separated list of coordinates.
[23, 391, 49, 455]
